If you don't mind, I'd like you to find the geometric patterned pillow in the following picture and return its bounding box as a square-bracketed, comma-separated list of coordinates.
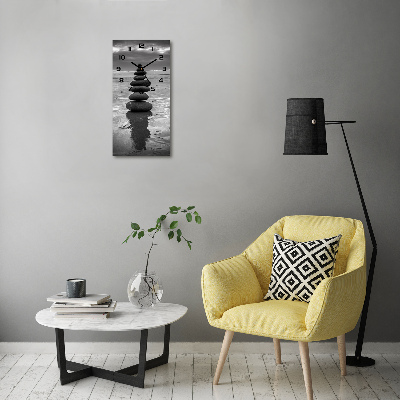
[264, 233, 342, 303]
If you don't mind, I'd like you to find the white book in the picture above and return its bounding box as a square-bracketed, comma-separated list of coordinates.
[51, 301, 117, 313]
[53, 299, 113, 308]
[47, 292, 110, 305]
[54, 312, 110, 319]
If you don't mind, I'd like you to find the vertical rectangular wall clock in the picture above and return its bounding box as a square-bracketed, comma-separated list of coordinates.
[112, 40, 171, 156]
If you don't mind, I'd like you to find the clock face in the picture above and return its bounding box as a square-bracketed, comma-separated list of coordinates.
[112, 40, 170, 156]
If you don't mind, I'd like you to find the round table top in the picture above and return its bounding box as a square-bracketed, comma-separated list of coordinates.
[35, 302, 187, 331]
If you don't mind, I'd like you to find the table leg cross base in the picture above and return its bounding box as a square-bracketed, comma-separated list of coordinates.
[55, 324, 170, 388]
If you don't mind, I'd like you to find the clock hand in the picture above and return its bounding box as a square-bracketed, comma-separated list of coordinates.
[131, 62, 139, 67]
[143, 59, 157, 69]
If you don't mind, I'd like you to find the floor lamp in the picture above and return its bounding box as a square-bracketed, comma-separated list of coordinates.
[283, 98, 377, 367]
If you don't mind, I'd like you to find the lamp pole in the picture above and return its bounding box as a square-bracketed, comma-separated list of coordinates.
[326, 121, 377, 367]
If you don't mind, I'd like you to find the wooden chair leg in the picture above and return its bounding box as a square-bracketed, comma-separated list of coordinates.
[299, 341, 313, 400]
[213, 330, 234, 385]
[273, 338, 282, 364]
[337, 334, 347, 376]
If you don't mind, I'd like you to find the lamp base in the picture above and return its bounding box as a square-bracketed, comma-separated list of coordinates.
[346, 355, 375, 367]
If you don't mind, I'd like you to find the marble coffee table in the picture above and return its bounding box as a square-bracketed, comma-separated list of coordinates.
[36, 302, 187, 388]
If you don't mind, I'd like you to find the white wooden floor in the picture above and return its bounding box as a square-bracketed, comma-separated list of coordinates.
[1, 352, 399, 399]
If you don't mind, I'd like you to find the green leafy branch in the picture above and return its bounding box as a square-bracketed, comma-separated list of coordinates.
[122, 206, 202, 274]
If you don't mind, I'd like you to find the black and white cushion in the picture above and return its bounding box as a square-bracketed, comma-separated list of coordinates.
[264, 234, 342, 303]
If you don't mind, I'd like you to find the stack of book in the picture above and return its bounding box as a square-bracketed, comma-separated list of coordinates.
[47, 293, 117, 319]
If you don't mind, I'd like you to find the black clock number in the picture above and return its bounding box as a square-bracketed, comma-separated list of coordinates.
[159, 78, 163, 83]
[139, 43, 144, 49]
[151, 87, 155, 91]
[119, 55, 125, 60]
[116, 67, 121, 71]
[159, 55, 163, 60]
[119, 78, 124, 82]
[163, 67, 167, 71]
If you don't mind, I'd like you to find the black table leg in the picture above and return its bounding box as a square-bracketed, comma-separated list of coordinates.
[55, 328, 92, 385]
[163, 322, 170, 361]
[55, 324, 171, 388]
[117, 324, 170, 377]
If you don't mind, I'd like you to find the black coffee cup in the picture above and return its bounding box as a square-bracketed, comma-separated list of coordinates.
[66, 278, 86, 298]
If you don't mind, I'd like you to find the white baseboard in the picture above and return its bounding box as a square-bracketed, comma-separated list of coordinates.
[0, 342, 398, 354]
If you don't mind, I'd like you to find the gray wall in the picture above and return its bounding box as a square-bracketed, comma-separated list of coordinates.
[1, 0, 399, 343]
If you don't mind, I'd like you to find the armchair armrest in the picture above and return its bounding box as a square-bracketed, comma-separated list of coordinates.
[201, 254, 263, 324]
[305, 265, 366, 341]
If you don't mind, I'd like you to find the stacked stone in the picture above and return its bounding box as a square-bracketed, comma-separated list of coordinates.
[126, 64, 152, 112]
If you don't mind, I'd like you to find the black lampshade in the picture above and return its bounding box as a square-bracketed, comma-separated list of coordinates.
[284, 98, 328, 155]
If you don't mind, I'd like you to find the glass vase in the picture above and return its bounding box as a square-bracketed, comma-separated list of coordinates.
[127, 271, 163, 308]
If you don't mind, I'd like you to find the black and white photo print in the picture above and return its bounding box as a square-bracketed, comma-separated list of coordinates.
[113, 40, 170, 156]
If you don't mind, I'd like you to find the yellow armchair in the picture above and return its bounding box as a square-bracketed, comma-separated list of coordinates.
[202, 215, 366, 400]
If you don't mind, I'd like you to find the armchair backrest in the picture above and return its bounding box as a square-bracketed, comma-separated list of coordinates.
[243, 215, 366, 296]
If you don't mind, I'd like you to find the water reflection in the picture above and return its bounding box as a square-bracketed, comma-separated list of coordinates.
[126, 111, 152, 152]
